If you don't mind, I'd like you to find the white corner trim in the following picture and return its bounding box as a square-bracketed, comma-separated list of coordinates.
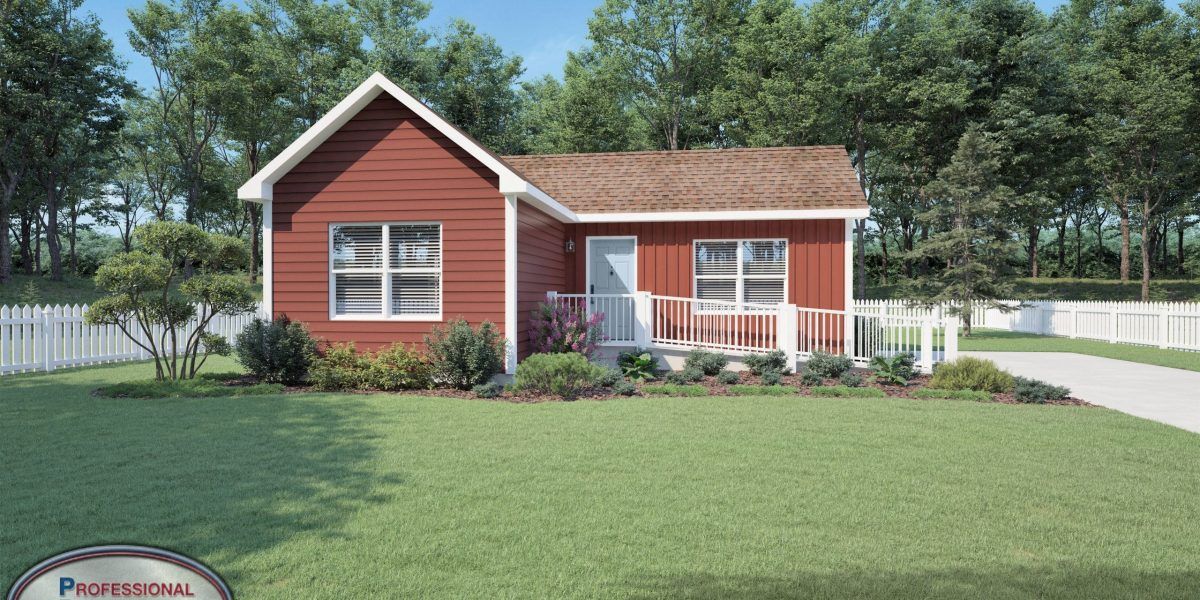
[504, 195, 519, 374]
[262, 201, 273, 317]
[844, 217, 855, 352]
[238, 72, 535, 204]
[575, 208, 870, 223]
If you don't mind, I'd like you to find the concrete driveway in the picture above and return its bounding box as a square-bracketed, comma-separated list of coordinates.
[963, 351, 1200, 434]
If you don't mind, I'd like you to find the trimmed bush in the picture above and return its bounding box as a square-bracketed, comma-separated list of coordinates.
[641, 384, 707, 397]
[684, 348, 728, 375]
[309, 343, 370, 391]
[870, 352, 916, 386]
[364, 343, 433, 391]
[744, 350, 791, 375]
[810, 385, 887, 398]
[760, 370, 783, 386]
[425, 319, 505, 390]
[594, 367, 623, 388]
[930, 357, 1014, 393]
[513, 352, 604, 399]
[235, 316, 317, 384]
[617, 348, 657, 382]
[806, 351, 853, 378]
[611, 380, 638, 396]
[728, 385, 799, 396]
[472, 382, 504, 399]
[716, 370, 740, 385]
[913, 388, 992, 402]
[665, 367, 703, 384]
[1013, 376, 1071, 404]
[839, 371, 864, 387]
[799, 370, 822, 386]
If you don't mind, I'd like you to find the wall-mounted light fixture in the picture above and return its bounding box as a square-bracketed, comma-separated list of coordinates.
[564, 238, 576, 253]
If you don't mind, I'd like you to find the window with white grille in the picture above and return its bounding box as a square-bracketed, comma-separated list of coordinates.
[331, 223, 441, 319]
[694, 239, 787, 308]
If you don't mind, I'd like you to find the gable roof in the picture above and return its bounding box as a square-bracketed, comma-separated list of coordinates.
[238, 73, 867, 223]
[502, 147, 867, 220]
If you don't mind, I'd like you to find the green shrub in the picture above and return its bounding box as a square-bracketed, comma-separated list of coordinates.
[666, 367, 703, 384]
[97, 378, 284, 398]
[309, 343, 370, 391]
[930, 357, 1014, 393]
[806, 351, 853, 378]
[617, 348, 657, 382]
[744, 350, 791, 375]
[1013, 376, 1071, 404]
[810, 385, 886, 398]
[641, 384, 707, 397]
[870, 352, 916, 386]
[611, 380, 638, 396]
[799, 370, 822, 386]
[760, 370, 783, 386]
[472, 382, 504, 398]
[594, 367, 623, 388]
[513, 352, 604, 399]
[839, 371, 864, 387]
[425, 318, 505, 390]
[684, 348, 728, 375]
[913, 388, 992, 401]
[364, 343, 433, 391]
[728, 385, 799, 396]
[716, 370, 740, 385]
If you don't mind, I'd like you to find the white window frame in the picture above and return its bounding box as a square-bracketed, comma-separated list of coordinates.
[693, 238, 788, 313]
[328, 222, 443, 321]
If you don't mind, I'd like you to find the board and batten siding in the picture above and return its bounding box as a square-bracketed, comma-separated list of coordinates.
[516, 200, 569, 359]
[565, 220, 846, 311]
[271, 95, 506, 350]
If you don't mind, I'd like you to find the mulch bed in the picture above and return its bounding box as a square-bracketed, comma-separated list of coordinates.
[210, 367, 1092, 406]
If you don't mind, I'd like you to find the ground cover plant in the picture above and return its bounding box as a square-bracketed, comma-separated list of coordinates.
[2, 358, 1198, 599]
[960, 329, 1200, 373]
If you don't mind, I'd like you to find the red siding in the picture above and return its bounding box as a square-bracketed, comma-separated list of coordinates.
[564, 220, 846, 310]
[271, 95, 506, 350]
[516, 201, 568, 358]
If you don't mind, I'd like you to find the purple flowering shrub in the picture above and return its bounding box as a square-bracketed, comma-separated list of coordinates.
[529, 301, 607, 358]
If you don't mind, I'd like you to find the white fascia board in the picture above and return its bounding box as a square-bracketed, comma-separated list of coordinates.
[574, 208, 870, 223]
[502, 180, 578, 223]
[238, 72, 534, 204]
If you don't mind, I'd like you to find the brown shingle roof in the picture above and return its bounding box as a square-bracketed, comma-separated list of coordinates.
[501, 146, 866, 214]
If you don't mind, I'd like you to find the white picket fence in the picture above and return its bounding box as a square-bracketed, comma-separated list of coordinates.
[854, 299, 1200, 353]
[0, 303, 262, 375]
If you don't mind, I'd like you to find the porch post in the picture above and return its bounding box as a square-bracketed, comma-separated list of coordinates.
[633, 291, 652, 347]
[504, 194, 518, 374]
[776, 303, 798, 366]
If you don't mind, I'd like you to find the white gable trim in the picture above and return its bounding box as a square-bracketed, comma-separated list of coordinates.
[575, 208, 869, 223]
[236, 72, 578, 223]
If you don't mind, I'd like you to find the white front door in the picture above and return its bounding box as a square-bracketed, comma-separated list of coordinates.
[587, 237, 636, 341]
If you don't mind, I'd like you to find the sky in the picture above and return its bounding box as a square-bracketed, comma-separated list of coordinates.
[85, 0, 1184, 92]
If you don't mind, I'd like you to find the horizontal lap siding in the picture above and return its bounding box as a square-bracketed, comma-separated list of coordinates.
[516, 201, 568, 359]
[565, 220, 845, 310]
[272, 95, 505, 351]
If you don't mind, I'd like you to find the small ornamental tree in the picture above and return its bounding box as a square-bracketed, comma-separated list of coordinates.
[528, 301, 607, 358]
[85, 222, 257, 381]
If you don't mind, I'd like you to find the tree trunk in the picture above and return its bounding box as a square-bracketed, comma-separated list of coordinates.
[68, 203, 78, 275]
[1178, 219, 1186, 277]
[1055, 218, 1067, 274]
[45, 175, 63, 281]
[33, 215, 41, 274]
[19, 213, 32, 275]
[248, 203, 261, 283]
[852, 113, 868, 299]
[880, 232, 890, 286]
[0, 182, 13, 284]
[1027, 225, 1040, 279]
[1117, 198, 1130, 282]
[1139, 195, 1153, 302]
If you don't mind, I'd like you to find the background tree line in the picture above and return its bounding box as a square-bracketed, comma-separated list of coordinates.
[1, 0, 1197, 302]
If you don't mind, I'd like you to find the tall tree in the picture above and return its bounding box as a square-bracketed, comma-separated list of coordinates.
[428, 19, 525, 153]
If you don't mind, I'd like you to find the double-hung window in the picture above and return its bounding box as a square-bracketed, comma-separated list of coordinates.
[330, 223, 442, 319]
[693, 239, 787, 309]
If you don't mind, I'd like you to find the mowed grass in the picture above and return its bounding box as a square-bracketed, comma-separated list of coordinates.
[3, 359, 1200, 599]
[867, 277, 1200, 301]
[960, 328, 1200, 373]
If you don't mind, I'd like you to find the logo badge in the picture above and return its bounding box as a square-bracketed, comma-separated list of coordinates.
[7, 545, 231, 600]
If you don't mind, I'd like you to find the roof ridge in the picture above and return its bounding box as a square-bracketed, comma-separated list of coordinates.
[502, 145, 848, 160]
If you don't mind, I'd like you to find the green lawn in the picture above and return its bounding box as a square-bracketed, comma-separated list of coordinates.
[0, 272, 263, 306]
[868, 277, 1200, 301]
[960, 328, 1200, 373]
[3, 359, 1199, 599]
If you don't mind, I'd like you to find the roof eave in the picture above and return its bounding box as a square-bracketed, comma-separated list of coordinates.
[574, 208, 869, 223]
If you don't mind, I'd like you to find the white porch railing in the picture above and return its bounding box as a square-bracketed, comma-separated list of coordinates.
[547, 292, 956, 372]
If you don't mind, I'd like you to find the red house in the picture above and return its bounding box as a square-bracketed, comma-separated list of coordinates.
[238, 73, 869, 374]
